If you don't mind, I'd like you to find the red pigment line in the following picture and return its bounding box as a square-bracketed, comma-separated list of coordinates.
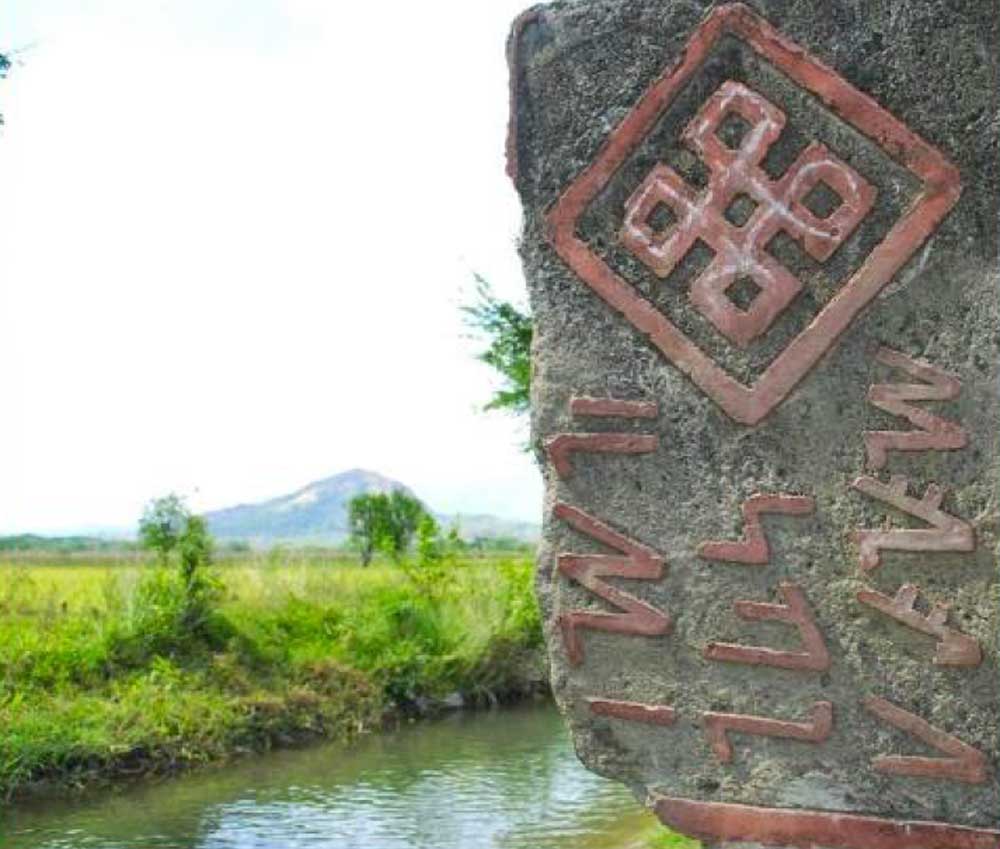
[569, 397, 659, 419]
[588, 698, 677, 726]
[653, 795, 1000, 849]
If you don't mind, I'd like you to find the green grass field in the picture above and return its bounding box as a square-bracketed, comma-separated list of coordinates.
[0, 552, 543, 799]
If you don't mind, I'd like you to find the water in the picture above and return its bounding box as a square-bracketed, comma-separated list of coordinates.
[1, 703, 658, 849]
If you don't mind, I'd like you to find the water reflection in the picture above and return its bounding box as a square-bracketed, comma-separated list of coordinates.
[2, 703, 656, 849]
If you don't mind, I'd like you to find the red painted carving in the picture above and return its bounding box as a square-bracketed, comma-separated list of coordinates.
[864, 696, 989, 784]
[705, 583, 830, 671]
[653, 797, 1000, 849]
[588, 698, 677, 726]
[702, 701, 832, 763]
[858, 584, 982, 667]
[569, 397, 659, 419]
[864, 347, 968, 470]
[545, 433, 657, 479]
[544, 2, 961, 425]
[505, 9, 543, 185]
[697, 493, 815, 564]
[623, 81, 875, 348]
[553, 502, 671, 666]
[852, 475, 975, 572]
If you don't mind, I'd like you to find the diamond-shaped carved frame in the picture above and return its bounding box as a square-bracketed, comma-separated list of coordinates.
[545, 3, 962, 426]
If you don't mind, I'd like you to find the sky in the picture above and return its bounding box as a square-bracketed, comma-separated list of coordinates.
[0, 0, 542, 534]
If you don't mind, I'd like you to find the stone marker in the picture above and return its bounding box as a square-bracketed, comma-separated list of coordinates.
[507, 1, 998, 846]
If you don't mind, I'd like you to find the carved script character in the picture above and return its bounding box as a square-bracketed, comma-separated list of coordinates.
[588, 698, 678, 726]
[554, 502, 672, 666]
[864, 347, 967, 471]
[698, 494, 815, 565]
[570, 397, 659, 419]
[852, 476, 974, 572]
[705, 583, 829, 671]
[546, 433, 658, 479]
[857, 585, 982, 667]
[864, 696, 988, 784]
[703, 701, 833, 763]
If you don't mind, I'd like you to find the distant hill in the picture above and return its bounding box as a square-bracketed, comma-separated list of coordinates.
[203, 469, 539, 545]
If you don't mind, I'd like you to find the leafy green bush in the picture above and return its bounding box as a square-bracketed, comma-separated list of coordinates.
[106, 567, 230, 668]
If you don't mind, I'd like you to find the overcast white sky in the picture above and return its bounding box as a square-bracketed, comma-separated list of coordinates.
[0, 0, 542, 534]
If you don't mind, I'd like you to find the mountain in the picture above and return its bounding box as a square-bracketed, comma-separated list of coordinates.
[203, 469, 539, 545]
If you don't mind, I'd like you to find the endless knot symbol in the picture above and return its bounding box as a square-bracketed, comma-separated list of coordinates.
[622, 81, 876, 348]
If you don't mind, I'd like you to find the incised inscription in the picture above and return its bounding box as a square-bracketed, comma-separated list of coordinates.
[698, 493, 815, 565]
[704, 583, 830, 672]
[702, 701, 833, 764]
[857, 584, 982, 667]
[553, 502, 671, 666]
[864, 697, 989, 785]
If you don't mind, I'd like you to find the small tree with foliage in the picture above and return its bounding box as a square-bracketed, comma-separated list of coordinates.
[137, 494, 220, 635]
[178, 515, 213, 587]
[139, 493, 189, 566]
[382, 491, 427, 559]
[400, 513, 460, 600]
[348, 492, 389, 566]
[348, 490, 431, 564]
[463, 274, 532, 416]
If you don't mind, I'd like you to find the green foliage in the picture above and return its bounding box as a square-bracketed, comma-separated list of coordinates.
[495, 558, 543, 647]
[177, 515, 218, 620]
[645, 828, 702, 849]
[348, 491, 431, 565]
[382, 491, 426, 559]
[416, 513, 444, 565]
[463, 274, 533, 415]
[399, 514, 453, 600]
[0, 554, 541, 798]
[133, 495, 223, 658]
[138, 493, 189, 564]
[348, 492, 388, 566]
[106, 566, 228, 669]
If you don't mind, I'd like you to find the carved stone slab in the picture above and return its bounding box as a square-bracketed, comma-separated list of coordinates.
[509, 1, 998, 845]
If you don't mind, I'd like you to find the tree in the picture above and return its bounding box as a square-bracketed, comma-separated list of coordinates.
[178, 514, 213, 588]
[139, 493, 189, 565]
[347, 490, 431, 565]
[463, 274, 532, 415]
[382, 490, 427, 559]
[136, 494, 220, 635]
[348, 492, 389, 567]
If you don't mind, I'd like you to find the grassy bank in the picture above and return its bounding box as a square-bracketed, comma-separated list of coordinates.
[0, 553, 543, 799]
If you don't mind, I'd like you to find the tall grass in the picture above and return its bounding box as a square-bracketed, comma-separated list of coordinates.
[0, 554, 542, 799]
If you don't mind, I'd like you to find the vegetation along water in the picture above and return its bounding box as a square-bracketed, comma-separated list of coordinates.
[0, 548, 544, 801]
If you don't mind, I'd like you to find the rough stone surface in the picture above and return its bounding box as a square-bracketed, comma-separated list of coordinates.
[510, 0, 999, 841]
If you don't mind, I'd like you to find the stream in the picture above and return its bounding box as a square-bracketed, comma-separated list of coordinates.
[1, 702, 660, 849]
